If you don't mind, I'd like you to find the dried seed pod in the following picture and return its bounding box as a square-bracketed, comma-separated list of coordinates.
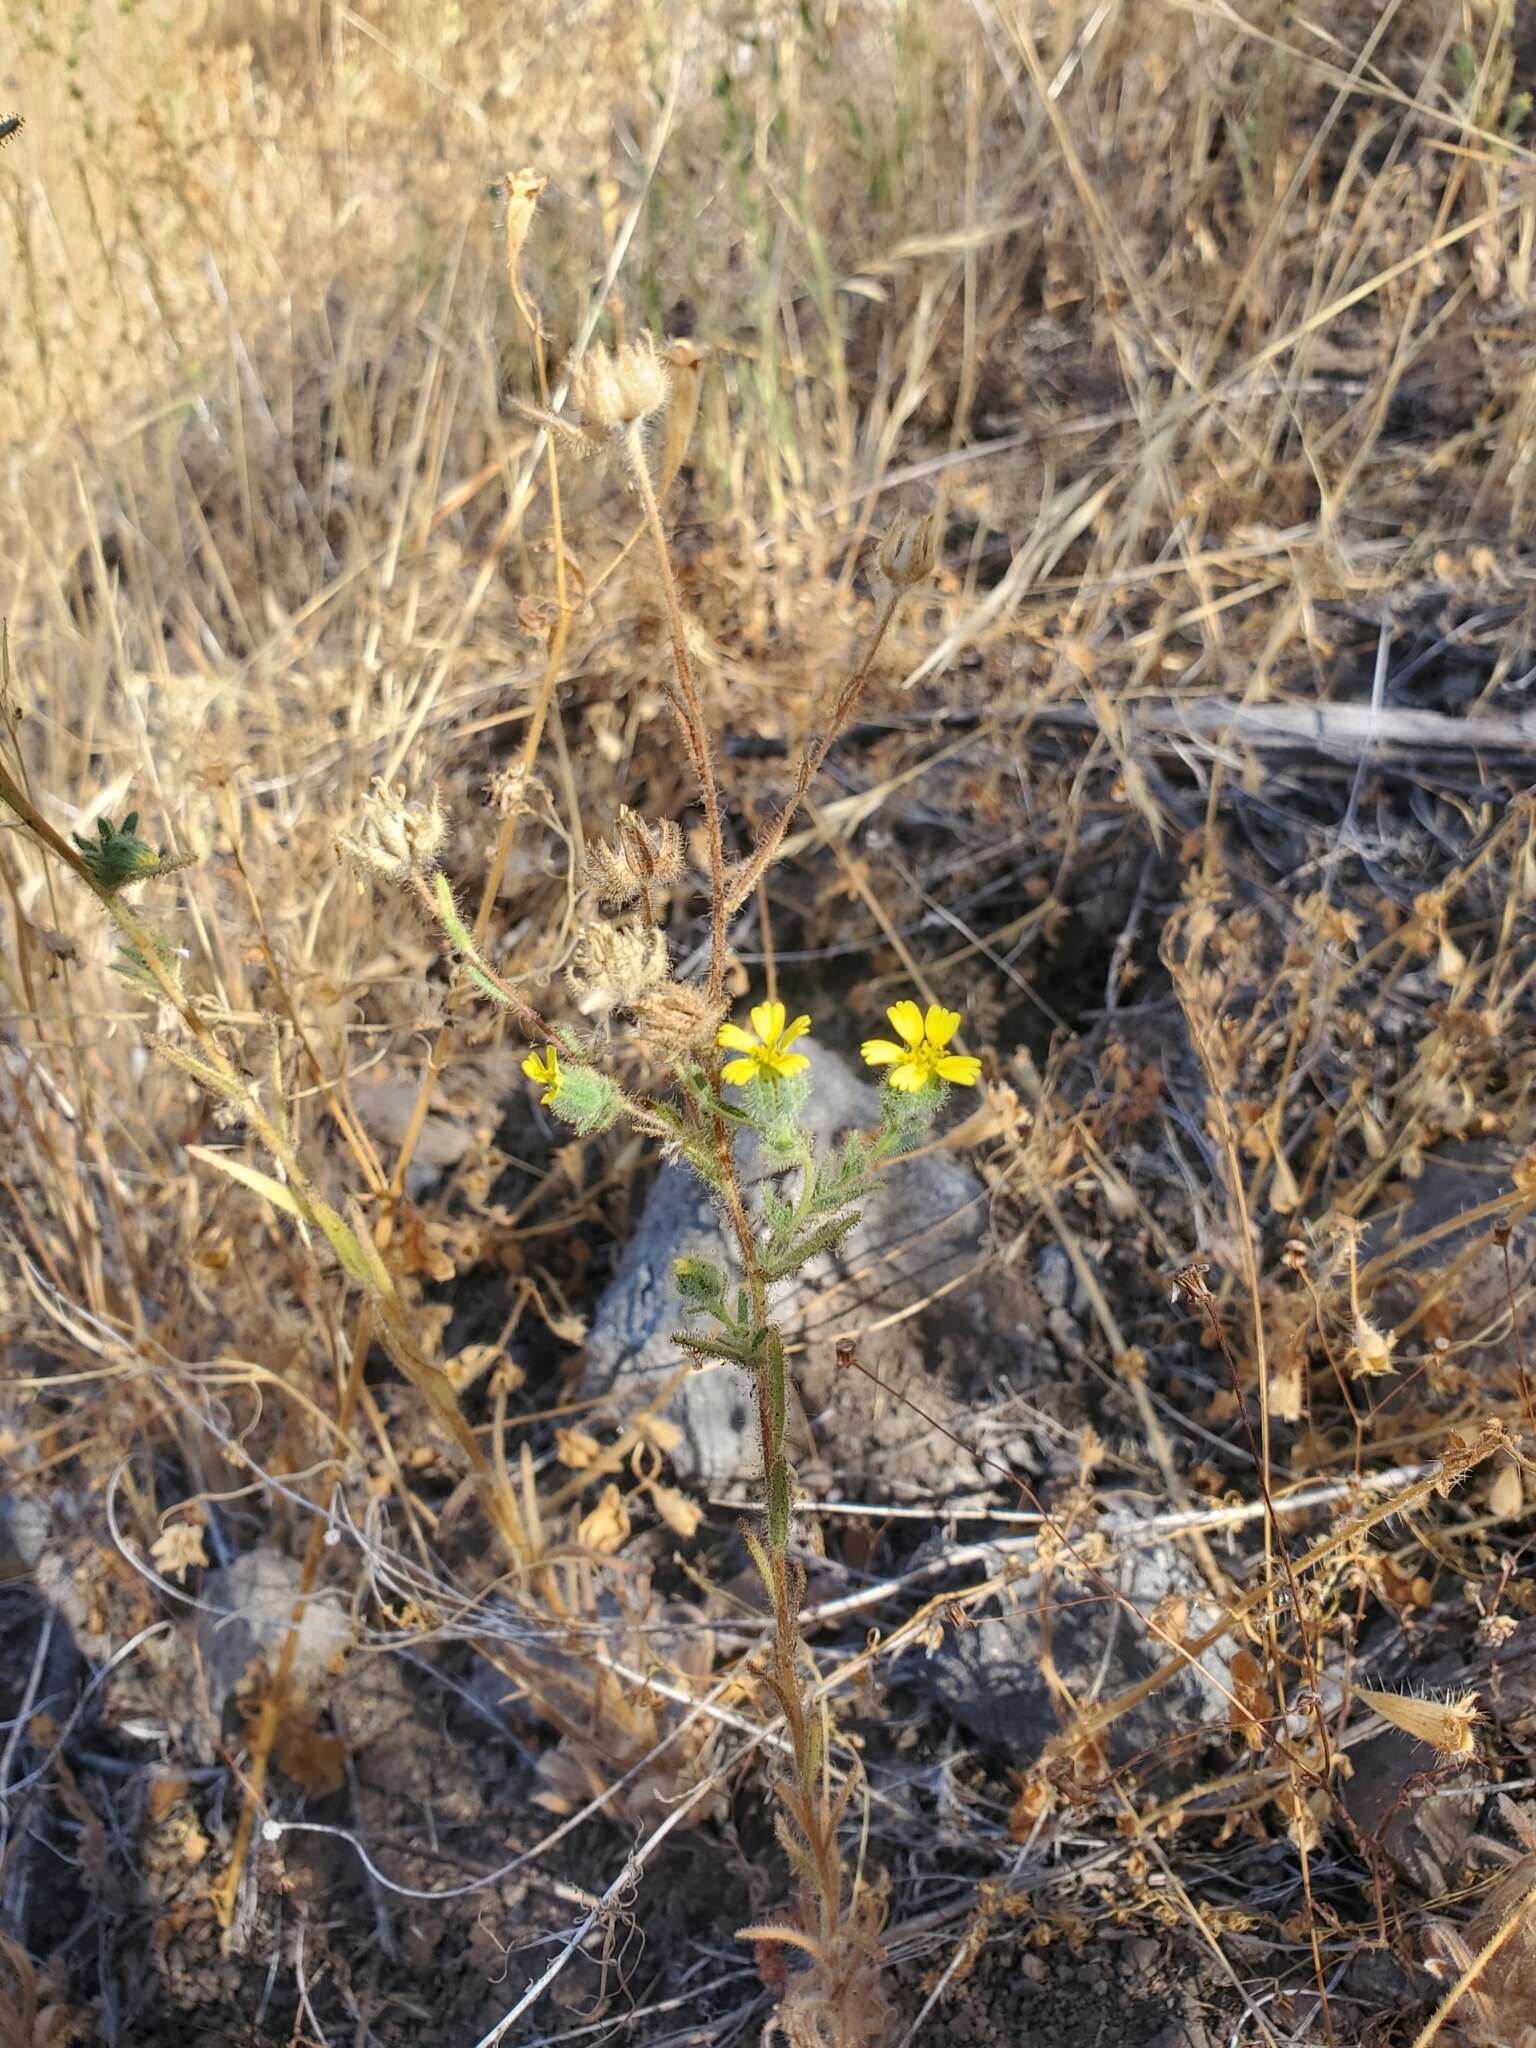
[632, 981, 727, 1056]
[1347, 1313, 1395, 1378]
[877, 510, 940, 588]
[585, 807, 687, 910]
[569, 336, 669, 431]
[659, 338, 707, 485]
[336, 777, 449, 884]
[502, 167, 546, 293]
[565, 917, 669, 1018]
[1355, 1685, 1481, 1758]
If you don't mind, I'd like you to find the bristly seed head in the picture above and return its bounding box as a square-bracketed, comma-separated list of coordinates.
[632, 980, 727, 1055]
[569, 335, 670, 431]
[565, 916, 670, 1018]
[336, 777, 449, 885]
[585, 806, 687, 910]
[484, 762, 550, 819]
[1354, 1685, 1481, 1759]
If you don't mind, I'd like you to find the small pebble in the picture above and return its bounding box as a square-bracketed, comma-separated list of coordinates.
[1037, 1244, 1072, 1311]
[1047, 1305, 1085, 1358]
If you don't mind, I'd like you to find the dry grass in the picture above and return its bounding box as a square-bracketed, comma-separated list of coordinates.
[3, 1, 1536, 2043]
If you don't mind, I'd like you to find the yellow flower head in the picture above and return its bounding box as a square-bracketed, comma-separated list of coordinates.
[861, 1000, 981, 1093]
[717, 1000, 812, 1087]
[522, 1044, 563, 1104]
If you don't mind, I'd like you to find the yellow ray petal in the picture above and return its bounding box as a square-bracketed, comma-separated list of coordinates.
[861, 1039, 905, 1066]
[750, 999, 786, 1045]
[925, 1004, 961, 1048]
[886, 1060, 928, 1092]
[522, 1046, 559, 1086]
[717, 1023, 757, 1054]
[936, 1053, 982, 1086]
[776, 1052, 810, 1078]
[721, 1056, 758, 1086]
[887, 999, 923, 1048]
[778, 1014, 812, 1050]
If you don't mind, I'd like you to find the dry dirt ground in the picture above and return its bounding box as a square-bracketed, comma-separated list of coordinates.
[3, 4, 1536, 2045]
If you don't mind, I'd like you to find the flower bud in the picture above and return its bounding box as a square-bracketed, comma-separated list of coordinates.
[546, 1059, 622, 1135]
[522, 1042, 621, 1132]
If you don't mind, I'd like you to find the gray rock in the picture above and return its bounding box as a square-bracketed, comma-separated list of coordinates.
[583, 1045, 1038, 1488]
[918, 1521, 1238, 1767]
[197, 1549, 347, 1717]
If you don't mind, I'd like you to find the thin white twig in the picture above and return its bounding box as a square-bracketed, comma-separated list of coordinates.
[468, 1774, 722, 2048]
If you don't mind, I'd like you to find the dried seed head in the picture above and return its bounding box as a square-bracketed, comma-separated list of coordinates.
[569, 335, 669, 431]
[517, 595, 565, 640]
[631, 980, 727, 1055]
[337, 777, 449, 884]
[1355, 1686, 1481, 1758]
[484, 763, 550, 819]
[662, 337, 707, 373]
[1347, 1313, 1396, 1378]
[502, 167, 546, 292]
[659, 338, 707, 482]
[565, 917, 669, 1018]
[585, 807, 687, 909]
[1477, 1612, 1519, 1651]
[877, 510, 940, 588]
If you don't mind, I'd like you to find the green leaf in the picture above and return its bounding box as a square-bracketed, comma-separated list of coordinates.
[187, 1144, 306, 1223]
[800, 1713, 822, 1794]
[673, 1329, 754, 1369]
[768, 1455, 792, 1551]
[760, 1209, 859, 1284]
[760, 1188, 795, 1245]
[763, 1327, 786, 1461]
[186, 1146, 376, 1289]
[674, 1254, 730, 1316]
[112, 927, 182, 996]
[812, 1130, 868, 1209]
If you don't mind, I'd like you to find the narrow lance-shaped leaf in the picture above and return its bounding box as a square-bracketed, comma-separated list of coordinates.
[768, 1455, 792, 1552]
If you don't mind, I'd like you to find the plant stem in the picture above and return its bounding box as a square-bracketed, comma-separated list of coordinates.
[708, 1117, 846, 1936]
[623, 421, 729, 1004]
[722, 586, 904, 918]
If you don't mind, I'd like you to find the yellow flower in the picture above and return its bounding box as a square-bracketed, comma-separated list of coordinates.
[522, 1044, 563, 1104]
[717, 1000, 812, 1086]
[861, 1000, 981, 1093]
